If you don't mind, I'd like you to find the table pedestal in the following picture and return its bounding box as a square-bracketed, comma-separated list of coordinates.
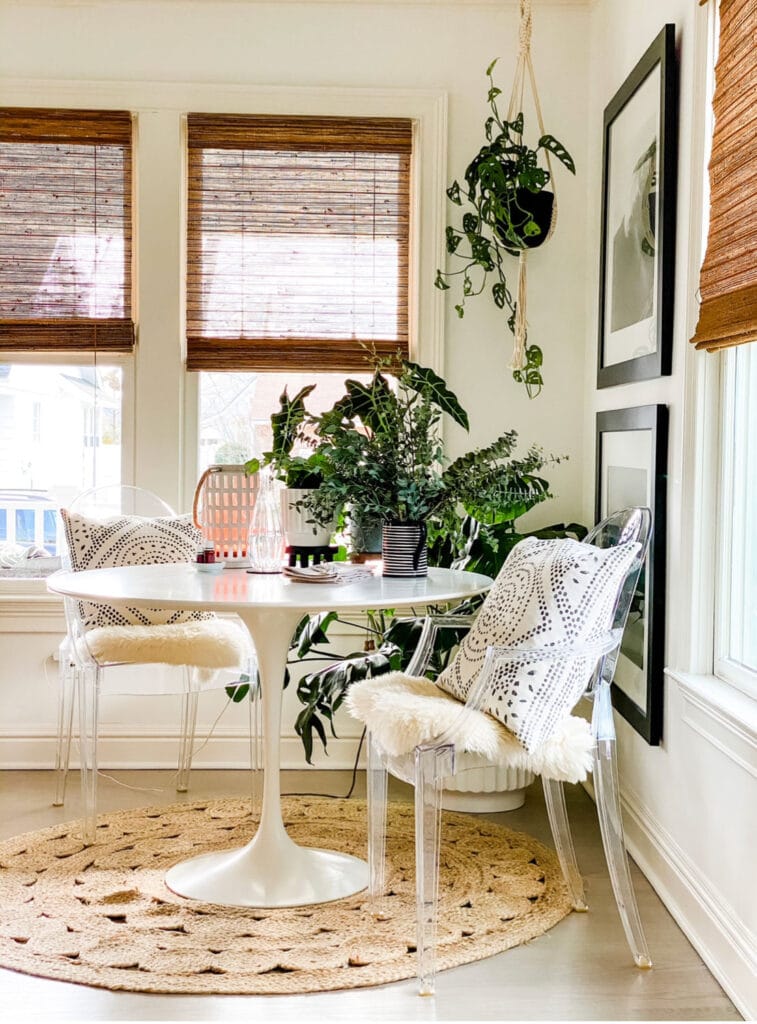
[165, 605, 368, 908]
[164, 831, 368, 908]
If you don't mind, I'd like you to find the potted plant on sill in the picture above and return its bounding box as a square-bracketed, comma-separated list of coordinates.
[435, 60, 575, 397]
[299, 354, 563, 578]
[244, 385, 335, 548]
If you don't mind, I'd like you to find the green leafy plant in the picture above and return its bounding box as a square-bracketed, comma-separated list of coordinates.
[300, 354, 560, 533]
[243, 384, 328, 489]
[435, 60, 576, 398]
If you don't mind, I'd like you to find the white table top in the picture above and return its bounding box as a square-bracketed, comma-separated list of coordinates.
[47, 563, 493, 614]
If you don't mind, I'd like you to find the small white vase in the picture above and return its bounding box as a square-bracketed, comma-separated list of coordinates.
[280, 488, 333, 547]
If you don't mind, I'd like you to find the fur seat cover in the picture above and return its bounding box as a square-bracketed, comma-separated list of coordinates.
[77, 617, 248, 669]
[346, 672, 594, 784]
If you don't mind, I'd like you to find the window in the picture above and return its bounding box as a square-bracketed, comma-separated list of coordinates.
[698, 0, 757, 696]
[0, 364, 123, 573]
[716, 344, 757, 694]
[0, 107, 132, 578]
[197, 369, 371, 475]
[188, 113, 412, 474]
[186, 114, 412, 372]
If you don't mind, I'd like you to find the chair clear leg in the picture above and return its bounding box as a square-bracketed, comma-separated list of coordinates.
[176, 677, 199, 793]
[542, 776, 587, 911]
[53, 654, 76, 807]
[592, 682, 652, 968]
[414, 743, 453, 997]
[366, 731, 388, 902]
[248, 677, 263, 819]
[77, 665, 100, 844]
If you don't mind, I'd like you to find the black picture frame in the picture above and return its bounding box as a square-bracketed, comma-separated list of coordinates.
[595, 405, 668, 744]
[597, 24, 678, 388]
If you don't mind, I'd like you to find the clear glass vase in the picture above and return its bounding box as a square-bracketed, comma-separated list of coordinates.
[247, 468, 284, 574]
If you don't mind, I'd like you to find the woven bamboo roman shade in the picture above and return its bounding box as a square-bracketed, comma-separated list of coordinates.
[690, 0, 757, 352]
[186, 114, 412, 372]
[0, 108, 134, 353]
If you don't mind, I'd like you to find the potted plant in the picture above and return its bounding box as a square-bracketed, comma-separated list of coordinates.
[300, 354, 563, 578]
[435, 60, 575, 397]
[244, 385, 335, 547]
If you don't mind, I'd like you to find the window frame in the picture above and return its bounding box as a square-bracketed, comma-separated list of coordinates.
[177, 87, 446, 511]
[0, 79, 446, 608]
[0, 349, 135, 597]
[668, 0, 757, 726]
[714, 344, 757, 698]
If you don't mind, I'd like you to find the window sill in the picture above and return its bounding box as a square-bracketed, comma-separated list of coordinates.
[0, 578, 65, 629]
[666, 668, 757, 774]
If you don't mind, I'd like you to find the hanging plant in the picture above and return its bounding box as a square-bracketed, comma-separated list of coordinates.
[436, 34, 576, 398]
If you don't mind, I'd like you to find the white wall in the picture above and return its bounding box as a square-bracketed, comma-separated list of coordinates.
[0, 0, 591, 771]
[583, 1, 757, 1017]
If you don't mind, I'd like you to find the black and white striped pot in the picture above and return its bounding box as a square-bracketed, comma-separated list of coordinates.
[382, 522, 428, 578]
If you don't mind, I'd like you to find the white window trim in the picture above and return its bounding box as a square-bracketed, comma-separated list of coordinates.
[673, 1, 757, 714]
[0, 77, 447, 614]
[0, 351, 135, 600]
[714, 345, 757, 698]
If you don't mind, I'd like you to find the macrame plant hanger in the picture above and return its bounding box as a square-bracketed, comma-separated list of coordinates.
[506, 0, 558, 371]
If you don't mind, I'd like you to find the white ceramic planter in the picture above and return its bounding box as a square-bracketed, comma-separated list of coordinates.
[442, 752, 535, 812]
[280, 488, 333, 547]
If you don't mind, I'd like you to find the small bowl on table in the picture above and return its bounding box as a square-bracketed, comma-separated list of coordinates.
[194, 560, 226, 575]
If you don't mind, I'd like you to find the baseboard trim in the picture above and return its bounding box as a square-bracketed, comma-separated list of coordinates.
[0, 732, 365, 772]
[620, 783, 756, 1020]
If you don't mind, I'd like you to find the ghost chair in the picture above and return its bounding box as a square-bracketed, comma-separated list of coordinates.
[53, 484, 255, 842]
[347, 507, 652, 994]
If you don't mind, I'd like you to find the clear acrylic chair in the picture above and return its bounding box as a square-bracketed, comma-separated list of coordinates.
[354, 507, 652, 995]
[52, 484, 256, 842]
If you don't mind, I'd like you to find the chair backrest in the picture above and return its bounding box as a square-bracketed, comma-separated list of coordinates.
[59, 484, 204, 637]
[61, 485, 175, 574]
[69, 485, 174, 520]
[582, 507, 652, 687]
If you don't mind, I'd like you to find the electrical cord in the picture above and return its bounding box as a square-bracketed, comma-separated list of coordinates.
[281, 727, 366, 801]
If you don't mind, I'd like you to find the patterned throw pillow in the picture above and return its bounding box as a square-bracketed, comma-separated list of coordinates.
[60, 509, 209, 630]
[437, 536, 640, 752]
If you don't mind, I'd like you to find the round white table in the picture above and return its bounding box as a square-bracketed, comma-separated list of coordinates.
[48, 563, 492, 909]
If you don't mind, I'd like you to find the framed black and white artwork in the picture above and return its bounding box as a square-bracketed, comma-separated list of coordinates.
[595, 405, 668, 744]
[597, 24, 678, 388]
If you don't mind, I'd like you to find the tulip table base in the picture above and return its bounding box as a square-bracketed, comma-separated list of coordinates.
[165, 831, 369, 909]
[166, 604, 369, 908]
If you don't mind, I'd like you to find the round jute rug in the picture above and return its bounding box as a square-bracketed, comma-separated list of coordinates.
[0, 797, 571, 995]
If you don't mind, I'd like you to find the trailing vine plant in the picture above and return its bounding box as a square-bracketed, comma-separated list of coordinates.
[435, 59, 575, 398]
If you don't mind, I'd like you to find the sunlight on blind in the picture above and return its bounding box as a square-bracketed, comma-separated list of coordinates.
[186, 117, 411, 372]
[0, 143, 128, 320]
[0, 106, 133, 352]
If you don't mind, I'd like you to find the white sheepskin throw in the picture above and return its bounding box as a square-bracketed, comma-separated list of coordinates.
[77, 617, 249, 669]
[346, 672, 594, 784]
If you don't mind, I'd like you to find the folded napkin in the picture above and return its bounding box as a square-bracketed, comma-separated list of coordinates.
[282, 563, 376, 584]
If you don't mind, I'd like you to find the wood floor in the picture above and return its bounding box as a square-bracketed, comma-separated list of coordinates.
[0, 769, 741, 1022]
